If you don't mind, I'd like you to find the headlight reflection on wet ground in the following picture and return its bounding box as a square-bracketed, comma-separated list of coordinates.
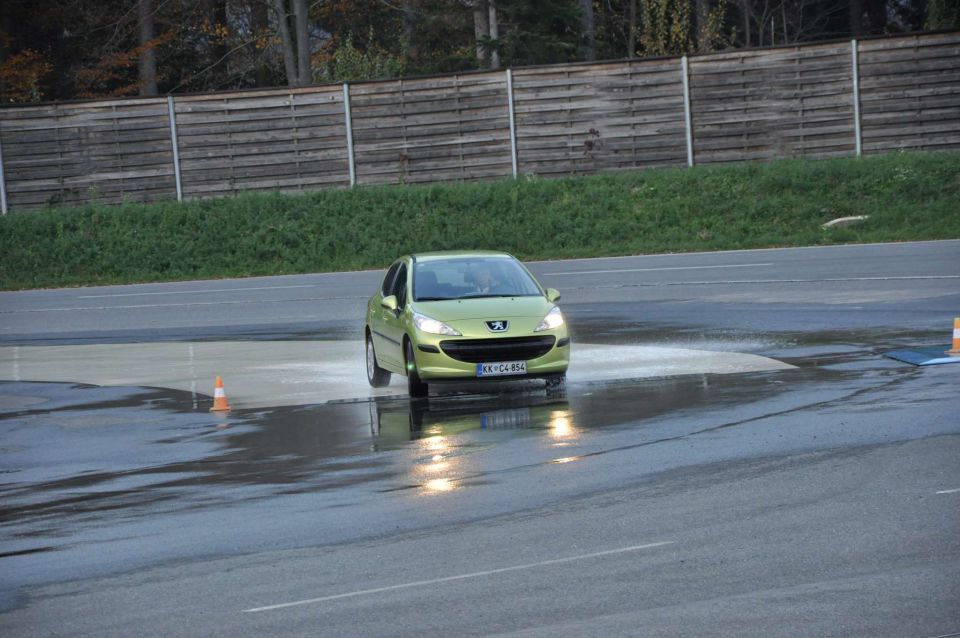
[548, 409, 579, 446]
[418, 433, 459, 493]
[422, 477, 454, 492]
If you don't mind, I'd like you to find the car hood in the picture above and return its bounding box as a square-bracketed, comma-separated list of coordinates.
[411, 296, 553, 321]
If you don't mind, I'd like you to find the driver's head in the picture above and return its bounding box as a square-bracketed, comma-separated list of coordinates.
[474, 266, 493, 287]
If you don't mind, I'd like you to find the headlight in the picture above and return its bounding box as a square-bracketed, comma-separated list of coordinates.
[413, 312, 461, 336]
[535, 306, 564, 332]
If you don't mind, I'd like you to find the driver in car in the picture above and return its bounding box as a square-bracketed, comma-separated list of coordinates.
[472, 264, 505, 295]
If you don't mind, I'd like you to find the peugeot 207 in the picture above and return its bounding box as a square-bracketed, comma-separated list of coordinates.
[364, 251, 570, 397]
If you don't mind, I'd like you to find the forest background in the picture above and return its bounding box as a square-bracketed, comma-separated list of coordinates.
[2, 0, 959, 104]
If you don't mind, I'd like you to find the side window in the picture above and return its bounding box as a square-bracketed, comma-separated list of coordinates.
[381, 262, 401, 297]
[392, 264, 408, 309]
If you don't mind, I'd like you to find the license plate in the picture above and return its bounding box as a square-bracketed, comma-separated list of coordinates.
[476, 361, 527, 377]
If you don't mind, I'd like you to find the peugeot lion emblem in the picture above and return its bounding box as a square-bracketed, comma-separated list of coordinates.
[486, 320, 509, 333]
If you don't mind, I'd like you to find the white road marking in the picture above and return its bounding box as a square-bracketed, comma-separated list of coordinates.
[77, 284, 316, 298]
[242, 540, 674, 613]
[935, 488, 960, 494]
[0, 296, 368, 314]
[5, 275, 956, 313]
[581, 275, 960, 288]
[543, 263, 772, 275]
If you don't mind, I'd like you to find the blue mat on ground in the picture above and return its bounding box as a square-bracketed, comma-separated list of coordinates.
[884, 345, 960, 366]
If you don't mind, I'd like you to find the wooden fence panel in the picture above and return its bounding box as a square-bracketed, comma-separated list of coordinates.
[0, 99, 174, 208]
[174, 86, 349, 197]
[858, 32, 960, 153]
[689, 42, 856, 164]
[349, 72, 512, 185]
[512, 59, 688, 176]
[0, 32, 958, 211]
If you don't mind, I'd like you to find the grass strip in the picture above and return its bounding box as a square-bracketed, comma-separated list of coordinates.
[1, 151, 958, 290]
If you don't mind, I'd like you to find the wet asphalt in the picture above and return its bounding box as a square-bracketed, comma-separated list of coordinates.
[1, 241, 959, 637]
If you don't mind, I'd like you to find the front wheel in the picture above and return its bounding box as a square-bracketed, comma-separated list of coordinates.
[366, 334, 391, 387]
[405, 341, 429, 398]
[545, 374, 566, 398]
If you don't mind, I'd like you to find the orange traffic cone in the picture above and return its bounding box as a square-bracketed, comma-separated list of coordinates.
[210, 375, 231, 412]
[948, 318, 960, 356]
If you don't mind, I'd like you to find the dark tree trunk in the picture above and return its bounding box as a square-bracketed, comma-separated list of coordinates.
[627, 0, 636, 57]
[273, 0, 298, 86]
[488, 0, 499, 69]
[403, 0, 415, 49]
[849, 0, 864, 35]
[293, 0, 311, 84]
[695, 0, 710, 51]
[579, 0, 595, 61]
[251, 0, 271, 86]
[138, 0, 158, 95]
[473, 0, 490, 67]
[742, 0, 751, 48]
[867, 0, 887, 33]
[203, 0, 229, 88]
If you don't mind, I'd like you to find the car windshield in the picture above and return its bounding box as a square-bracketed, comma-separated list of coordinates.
[413, 257, 542, 301]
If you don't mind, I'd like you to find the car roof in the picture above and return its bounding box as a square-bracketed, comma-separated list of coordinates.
[411, 250, 516, 262]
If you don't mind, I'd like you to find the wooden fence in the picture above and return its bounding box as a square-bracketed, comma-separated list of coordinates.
[0, 31, 957, 212]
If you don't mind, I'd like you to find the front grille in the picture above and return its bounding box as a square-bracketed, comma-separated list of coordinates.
[439, 336, 556, 363]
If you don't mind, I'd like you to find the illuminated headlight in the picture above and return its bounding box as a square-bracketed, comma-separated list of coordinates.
[413, 312, 461, 336]
[535, 306, 564, 332]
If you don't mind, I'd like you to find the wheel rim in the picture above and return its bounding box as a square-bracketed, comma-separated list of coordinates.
[366, 339, 375, 379]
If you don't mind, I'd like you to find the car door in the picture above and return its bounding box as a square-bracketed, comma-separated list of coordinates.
[370, 261, 402, 369]
[379, 261, 409, 367]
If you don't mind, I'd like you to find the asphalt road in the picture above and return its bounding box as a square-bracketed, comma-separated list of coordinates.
[1, 240, 959, 637]
[1, 240, 957, 343]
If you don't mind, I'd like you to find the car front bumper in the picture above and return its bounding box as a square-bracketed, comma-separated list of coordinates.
[411, 331, 570, 381]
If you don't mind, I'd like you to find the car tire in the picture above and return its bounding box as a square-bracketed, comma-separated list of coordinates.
[405, 340, 429, 398]
[545, 374, 566, 397]
[366, 334, 391, 387]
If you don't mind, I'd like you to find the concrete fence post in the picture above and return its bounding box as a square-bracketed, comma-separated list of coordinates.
[851, 39, 862, 157]
[681, 56, 695, 167]
[342, 83, 357, 187]
[0, 131, 8, 214]
[506, 69, 519, 178]
[166, 95, 183, 201]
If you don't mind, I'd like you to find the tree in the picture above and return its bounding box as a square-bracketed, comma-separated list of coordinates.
[488, 0, 501, 68]
[250, 0, 273, 86]
[317, 31, 406, 82]
[294, 0, 311, 83]
[0, 49, 53, 102]
[733, 1, 849, 47]
[579, 0, 596, 60]
[137, 0, 158, 95]
[693, 0, 729, 51]
[926, 0, 960, 29]
[494, 0, 583, 66]
[273, 0, 312, 86]
[473, 0, 492, 67]
[636, 0, 692, 56]
[0, 0, 943, 102]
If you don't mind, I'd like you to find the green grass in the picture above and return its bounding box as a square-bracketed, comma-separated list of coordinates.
[2, 151, 959, 290]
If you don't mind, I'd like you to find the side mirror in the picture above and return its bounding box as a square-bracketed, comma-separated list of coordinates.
[546, 288, 561, 302]
[381, 295, 398, 312]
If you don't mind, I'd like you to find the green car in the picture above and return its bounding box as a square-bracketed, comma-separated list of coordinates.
[365, 251, 570, 397]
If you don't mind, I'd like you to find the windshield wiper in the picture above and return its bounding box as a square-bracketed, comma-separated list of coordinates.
[415, 296, 454, 301]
